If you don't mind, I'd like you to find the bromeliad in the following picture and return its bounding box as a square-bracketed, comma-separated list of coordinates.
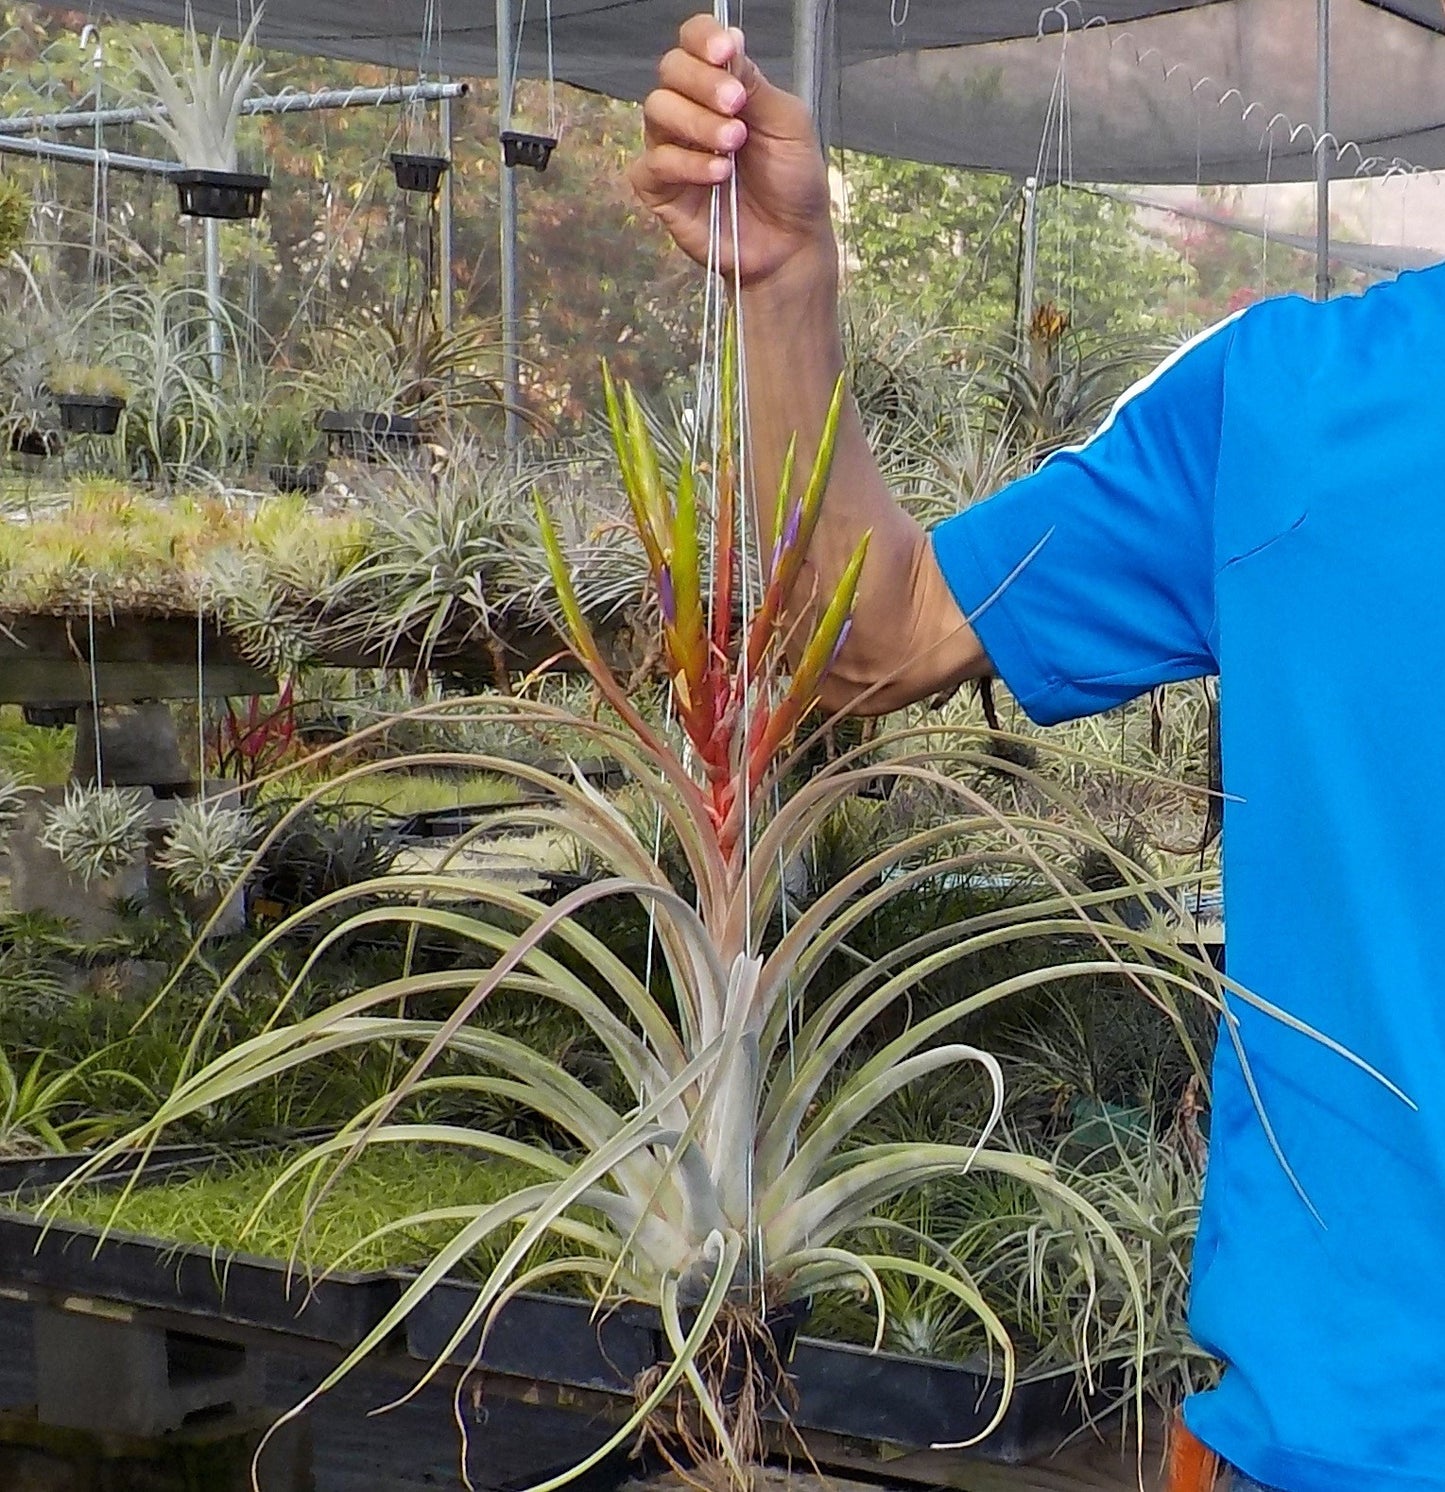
[539, 327, 868, 869]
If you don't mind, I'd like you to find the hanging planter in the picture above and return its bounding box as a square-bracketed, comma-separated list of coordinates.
[318, 409, 423, 463]
[134, 13, 269, 222]
[172, 168, 271, 221]
[9, 425, 59, 458]
[56, 394, 126, 436]
[501, 130, 557, 171]
[268, 461, 327, 495]
[390, 152, 450, 195]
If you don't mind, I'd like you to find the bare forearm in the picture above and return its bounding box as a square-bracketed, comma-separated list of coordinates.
[737, 248, 986, 715]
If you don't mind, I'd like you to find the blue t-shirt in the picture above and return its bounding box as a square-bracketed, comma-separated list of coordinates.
[932, 268, 1445, 1492]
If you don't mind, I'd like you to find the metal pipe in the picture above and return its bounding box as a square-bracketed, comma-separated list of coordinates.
[439, 80, 454, 332]
[0, 79, 469, 136]
[0, 131, 174, 176]
[792, 0, 833, 143]
[203, 217, 225, 386]
[1315, 0, 1332, 301]
[497, 0, 521, 448]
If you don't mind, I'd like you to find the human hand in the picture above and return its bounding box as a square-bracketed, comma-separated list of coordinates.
[629, 15, 835, 288]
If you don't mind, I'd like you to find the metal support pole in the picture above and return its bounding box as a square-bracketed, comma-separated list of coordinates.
[203, 217, 224, 386]
[1314, 0, 1332, 302]
[0, 131, 173, 176]
[497, 0, 521, 448]
[0, 80, 470, 136]
[792, 0, 833, 145]
[439, 81, 454, 331]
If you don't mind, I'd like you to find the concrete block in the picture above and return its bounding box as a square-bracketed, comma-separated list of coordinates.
[72, 704, 188, 791]
[33, 1309, 263, 1439]
[9, 793, 150, 944]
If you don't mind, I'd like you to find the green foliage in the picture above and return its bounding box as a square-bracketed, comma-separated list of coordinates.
[0, 1045, 147, 1156]
[50, 1142, 556, 1274]
[50, 363, 131, 400]
[838, 154, 1183, 337]
[259, 393, 321, 466]
[0, 173, 29, 262]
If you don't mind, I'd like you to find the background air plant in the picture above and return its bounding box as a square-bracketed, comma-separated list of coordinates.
[40, 784, 149, 887]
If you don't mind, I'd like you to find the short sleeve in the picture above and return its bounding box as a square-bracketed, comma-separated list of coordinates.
[931, 315, 1242, 726]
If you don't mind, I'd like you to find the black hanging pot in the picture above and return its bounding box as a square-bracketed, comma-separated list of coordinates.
[57, 394, 125, 436]
[268, 461, 328, 495]
[390, 153, 450, 194]
[318, 409, 423, 463]
[10, 426, 59, 458]
[173, 168, 271, 221]
[500, 130, 557, 171]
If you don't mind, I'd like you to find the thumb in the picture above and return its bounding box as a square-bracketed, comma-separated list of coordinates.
[731, 36, 814, 141]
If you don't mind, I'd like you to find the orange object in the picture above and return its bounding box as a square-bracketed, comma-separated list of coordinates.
[1167, 1411, 1221, 1492]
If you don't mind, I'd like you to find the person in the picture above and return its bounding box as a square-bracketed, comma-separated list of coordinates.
[630, 16, 1445, 1492]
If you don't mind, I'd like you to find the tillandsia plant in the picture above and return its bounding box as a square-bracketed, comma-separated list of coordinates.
[39, 785, 149, 887]
[155, 798, 256, 901]
[132, 10, 265, 174]
[53, 327, 1385, 1489]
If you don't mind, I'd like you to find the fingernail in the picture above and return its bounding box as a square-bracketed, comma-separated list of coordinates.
[721, 121, 746, 149]
[728, 26, 745, 51]
[709, 157, 731, 181]
[721, 81, 746, 112]
[706, 34, 731, 63]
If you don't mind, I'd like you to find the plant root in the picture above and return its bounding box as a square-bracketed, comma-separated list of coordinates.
[634, 1301, 802, 1492]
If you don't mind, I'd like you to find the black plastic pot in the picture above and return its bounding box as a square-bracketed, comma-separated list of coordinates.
[9, 426, 59, 458]
[268, 460, 327, 495]
[391, 152, 450, 194]
[501, 130, 557, 171]
[56, 393, 125, 435]
[318, 408, 423, 463]
[173, 168, 271, 221]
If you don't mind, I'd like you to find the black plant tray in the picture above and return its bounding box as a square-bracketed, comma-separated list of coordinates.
[56, 394, 124, 435]
[268, 460, 327, 494]
[0, 1207, 400, 1346]
[402, 1279, 655, 1394]
[403, 1281, 1094, 1463]
[0, 1141, 400, 1347]
[391, 797, 545, 842]
[173, 168, 270, 221]
[391, 152, 450, 194]
[319, 409, 423, 462]
[501, 130, 557, 171]
[788, 1337, 1089, 1465]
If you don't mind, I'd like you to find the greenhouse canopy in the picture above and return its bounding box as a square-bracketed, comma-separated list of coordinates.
[41, 0, 1445, 183]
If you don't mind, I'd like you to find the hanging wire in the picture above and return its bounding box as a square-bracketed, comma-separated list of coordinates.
[86, 584, 103, 784]
[196, 595, 208, 802]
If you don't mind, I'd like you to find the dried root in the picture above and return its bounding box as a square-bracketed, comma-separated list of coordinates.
[633, 1301, 802, 1492]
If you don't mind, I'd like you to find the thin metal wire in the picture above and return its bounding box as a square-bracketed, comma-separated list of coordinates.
[86, 585, 103, 784]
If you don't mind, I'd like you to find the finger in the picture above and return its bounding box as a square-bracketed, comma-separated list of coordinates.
[643, 87, 748, 155]
[630, 141, 732, 202]
[657, 45, 748, 117]
[678, 13, 742, 66]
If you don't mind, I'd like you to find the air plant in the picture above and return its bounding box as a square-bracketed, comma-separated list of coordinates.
[131, 11, 265, 174]
[39, 784, 150, 887]
[56, 325, 1370, 1491]
[156, 798, 256, 901]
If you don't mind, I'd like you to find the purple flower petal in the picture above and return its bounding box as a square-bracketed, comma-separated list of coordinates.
[827, 617, 853, 671]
